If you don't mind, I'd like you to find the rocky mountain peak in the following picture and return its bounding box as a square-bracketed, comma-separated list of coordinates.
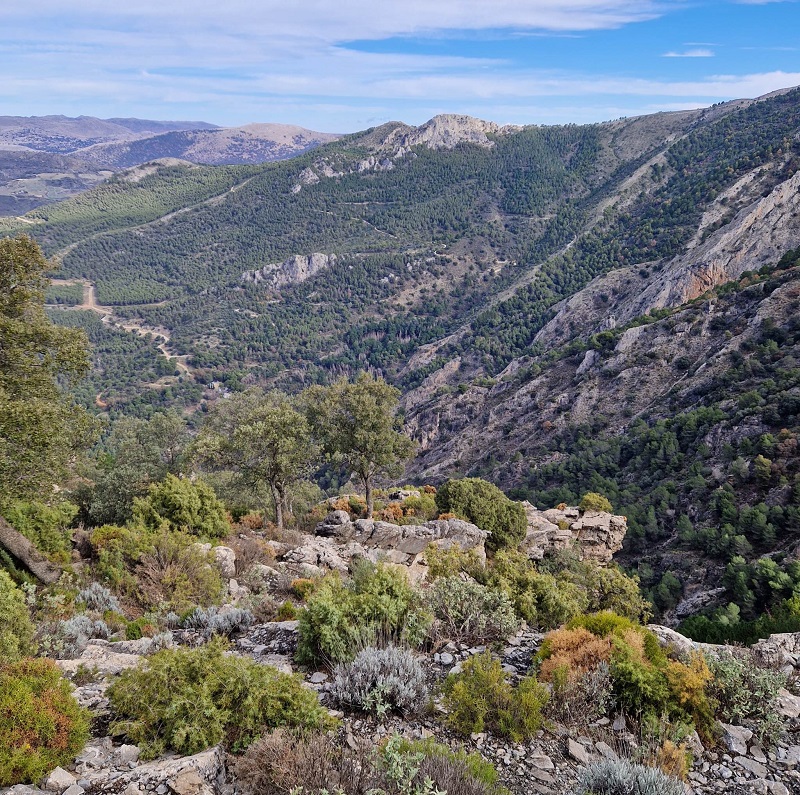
[382, 113, 519, 151]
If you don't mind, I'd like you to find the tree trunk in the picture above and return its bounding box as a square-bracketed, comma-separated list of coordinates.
[0, 514, 62, 584]
[364, 475, 374, 519]
[270, 483, 284, 530]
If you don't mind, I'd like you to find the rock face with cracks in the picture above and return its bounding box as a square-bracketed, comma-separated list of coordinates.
[520, 503, 627, 564]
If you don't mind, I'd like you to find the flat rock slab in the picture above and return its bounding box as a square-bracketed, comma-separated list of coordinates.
[57, 644, 142, 677]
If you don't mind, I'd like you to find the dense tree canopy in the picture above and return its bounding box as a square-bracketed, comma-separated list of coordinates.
[0, 236, 93, 502]
[304, 373, 415, 518]
[193, 389, 317, 529]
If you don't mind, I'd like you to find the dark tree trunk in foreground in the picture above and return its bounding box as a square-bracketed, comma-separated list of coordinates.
[0, 514, 61, 583]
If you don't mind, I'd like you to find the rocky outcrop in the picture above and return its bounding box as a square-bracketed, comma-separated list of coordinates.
[241, 253, 336, 289]
[521, 503, 626, 564]
[316, 512, 488, 566]
[753, 632, 800, 673]
[71, 742, 223, 795]
[380, 114, 513, 151]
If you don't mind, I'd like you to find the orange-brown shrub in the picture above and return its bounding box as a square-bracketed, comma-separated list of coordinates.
[238, 512, 265, 531]
[655, 740, 690, 780]
[537, 627, 613, 681]
[379, 503, 404, 522]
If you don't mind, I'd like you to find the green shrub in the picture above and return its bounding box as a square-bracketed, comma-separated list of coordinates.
[427, 576, 519, 644]
[435, 479, 527, 553]
[539, 614, 712, 736]
[568, 610, 641, 638]
[706, 650, 786, 746]
[442, 652, 548, 741]
[0, 658, 90, 785]
[486, 549, 589, 629]
[88, 523, 154, 588]
[108, 638, 330, 758]
[579, 492, 614, 513]
[576, 758, 684, 795]
[0, 570, 34, 662]
[424, 543, 486, 580]
[3, 500, 77, 560]
[133, 474, 229, 538]
[297, 562, 430, 665]
[398, 738, 508, 795]
[134, 533, 224, 612]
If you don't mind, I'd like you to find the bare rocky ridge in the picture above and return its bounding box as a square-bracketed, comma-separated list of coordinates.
[241, 253, 337, 289]
[380, 114, 517, 151]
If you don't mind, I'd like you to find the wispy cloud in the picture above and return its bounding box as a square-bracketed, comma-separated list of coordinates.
[0, 1, 797, 129]
[663, 48, 715, 57]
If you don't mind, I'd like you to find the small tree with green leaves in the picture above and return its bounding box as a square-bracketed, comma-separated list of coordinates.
[0, 235, 95, 581]
[304, 373, 415, 518]
[435, 478, 526, 553]
[194, 389, 318, 530]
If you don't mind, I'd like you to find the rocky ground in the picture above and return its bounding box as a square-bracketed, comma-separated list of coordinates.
[5, 616, 799, 795]
[4, 507, 800, 795]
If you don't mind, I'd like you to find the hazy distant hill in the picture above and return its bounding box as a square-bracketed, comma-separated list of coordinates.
[0, 114, 217, 153]
[0, 115, 337, 212]
[75, 124, 341, 168]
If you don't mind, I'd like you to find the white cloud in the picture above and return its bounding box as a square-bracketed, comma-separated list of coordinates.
[663, 48, 715, 57]
[0, 1, 797, 129]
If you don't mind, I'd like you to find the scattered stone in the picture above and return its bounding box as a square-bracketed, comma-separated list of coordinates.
[566, 738, 590, 765]
[43, 768, 76, 792]
[777, 688, 800, 719]
[115, 745, 140, 765]
[594, 741, 617, 760]
[721, 724, 753, 756]
[734, 755, 768, 778]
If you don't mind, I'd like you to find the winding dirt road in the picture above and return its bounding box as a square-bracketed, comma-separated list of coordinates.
[49, 279, 192, 376]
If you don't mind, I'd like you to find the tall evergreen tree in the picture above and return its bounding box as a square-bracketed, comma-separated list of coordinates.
[0, 236, 94, 580]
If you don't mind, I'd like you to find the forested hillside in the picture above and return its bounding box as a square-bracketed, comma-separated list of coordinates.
[8, 94, 789, 393]
[7, 88, 800, 622]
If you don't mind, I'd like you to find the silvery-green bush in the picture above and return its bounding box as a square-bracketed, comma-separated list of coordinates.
[44, 615, 110, 659]
[76, 582, 121, 614]
[427, 576, 519, 644]
[576, 759, 683, 795]
[331, 645, 428, 717]
[181, 605, 254, 638]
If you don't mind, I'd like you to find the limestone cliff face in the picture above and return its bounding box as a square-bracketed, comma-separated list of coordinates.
[630, 168, 800, 317]
[242, 253, 336, 289]
[381, 114, 516, 151]
[532, 166, 800, 350]
[521, 503, 627, 564]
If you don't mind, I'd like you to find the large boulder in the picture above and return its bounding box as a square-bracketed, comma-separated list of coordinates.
[752, 632, 800, 671]
[521, 503, 626, 564]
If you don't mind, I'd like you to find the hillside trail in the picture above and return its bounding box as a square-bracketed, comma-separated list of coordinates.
[49, 278, 192, 376]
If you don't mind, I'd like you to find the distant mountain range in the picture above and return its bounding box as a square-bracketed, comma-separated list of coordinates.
[0, 115, 339, 214]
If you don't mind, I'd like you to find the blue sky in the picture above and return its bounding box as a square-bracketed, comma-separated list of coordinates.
[1, 1, 799, 131]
